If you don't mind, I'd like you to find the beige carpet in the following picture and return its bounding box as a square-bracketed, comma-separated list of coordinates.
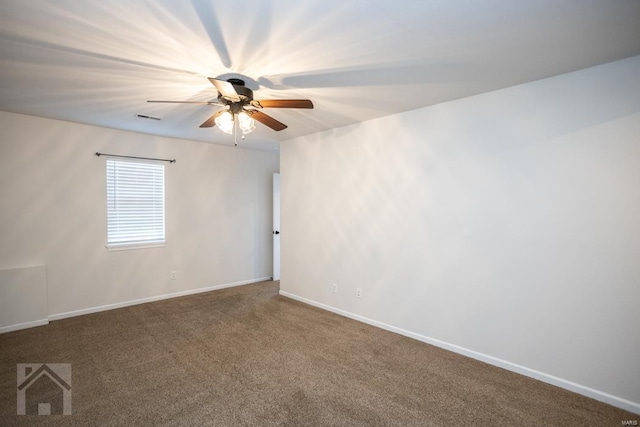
[0, 280, 635, 426]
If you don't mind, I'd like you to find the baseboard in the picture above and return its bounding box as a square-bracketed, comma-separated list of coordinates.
[279, 290, 640, 415]
[0, 318, 49, 334]
[48, 277, 272, 322]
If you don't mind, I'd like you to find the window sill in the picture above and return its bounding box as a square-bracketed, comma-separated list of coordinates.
[106, 242, 166, 252]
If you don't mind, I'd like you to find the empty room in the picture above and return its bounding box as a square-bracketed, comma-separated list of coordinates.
[1, 1, 639, 425]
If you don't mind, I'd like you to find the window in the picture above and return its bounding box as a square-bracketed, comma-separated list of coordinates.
[106, 158, 165, 249]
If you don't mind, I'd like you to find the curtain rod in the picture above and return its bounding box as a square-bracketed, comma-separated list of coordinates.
[95, 152, 176, 164]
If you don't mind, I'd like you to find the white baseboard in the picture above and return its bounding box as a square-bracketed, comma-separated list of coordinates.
[279, 290, 640, 415]
[0, 318, 49, 334]
[48, 277, 272, 321]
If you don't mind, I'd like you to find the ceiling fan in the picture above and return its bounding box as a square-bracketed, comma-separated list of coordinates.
[148, 77, 313, 145]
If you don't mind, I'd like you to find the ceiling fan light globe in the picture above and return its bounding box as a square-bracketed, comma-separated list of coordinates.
[215, 111, 234, 134]
[238, 111, 256, 134]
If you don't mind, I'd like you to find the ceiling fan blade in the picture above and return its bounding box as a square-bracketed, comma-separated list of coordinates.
[252, 99, 313, 109]
[247, 110, 287, 131]
[208, 77, 240, 102]
[147, 100, 223, 106]
[199, 110, 226, 128]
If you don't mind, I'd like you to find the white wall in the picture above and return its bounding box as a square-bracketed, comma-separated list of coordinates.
[279, 55, 640, 412]
[0, 266, 47, 331]
[0, 112, 279, 323]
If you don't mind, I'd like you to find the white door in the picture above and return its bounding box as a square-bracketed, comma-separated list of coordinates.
[272, 173, 281, 280]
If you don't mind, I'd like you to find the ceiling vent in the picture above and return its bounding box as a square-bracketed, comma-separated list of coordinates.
[135, 113, 161, 120]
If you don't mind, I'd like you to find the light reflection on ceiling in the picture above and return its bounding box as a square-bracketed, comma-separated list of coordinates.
[1, 0, 639, 151]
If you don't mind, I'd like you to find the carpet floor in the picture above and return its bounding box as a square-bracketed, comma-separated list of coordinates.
[0, 280, 635, 426]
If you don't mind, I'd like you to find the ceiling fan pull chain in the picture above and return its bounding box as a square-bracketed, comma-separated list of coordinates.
[234, 115, 238, 146]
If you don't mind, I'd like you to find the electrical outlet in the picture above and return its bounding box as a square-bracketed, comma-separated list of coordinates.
[170, 271, 177, 280]
[332, 283, 338, 293]
[356, 287, 362, 298]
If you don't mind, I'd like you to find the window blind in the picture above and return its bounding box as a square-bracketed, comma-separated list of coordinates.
[106, 158, 165, 248]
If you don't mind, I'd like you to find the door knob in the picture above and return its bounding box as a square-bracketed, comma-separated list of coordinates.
[273, 230, 280, 235]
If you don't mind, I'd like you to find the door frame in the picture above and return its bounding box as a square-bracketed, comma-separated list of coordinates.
[272, 173, 280, 281]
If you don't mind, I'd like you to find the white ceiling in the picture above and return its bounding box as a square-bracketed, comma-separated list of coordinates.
[1, 0, 639, 151]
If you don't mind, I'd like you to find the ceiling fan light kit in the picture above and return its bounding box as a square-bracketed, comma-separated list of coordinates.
[214, 110, 256, 137]
[148, 77, 313, 146]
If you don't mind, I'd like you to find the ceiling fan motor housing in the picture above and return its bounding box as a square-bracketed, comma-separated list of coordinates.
[219, 78, 254, 114]
[229, 79, 253, 101]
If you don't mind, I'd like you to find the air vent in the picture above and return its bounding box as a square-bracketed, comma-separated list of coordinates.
[135, 113, 161, 120]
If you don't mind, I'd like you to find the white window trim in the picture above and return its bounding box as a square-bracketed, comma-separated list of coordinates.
[106, 242, 166, 251]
